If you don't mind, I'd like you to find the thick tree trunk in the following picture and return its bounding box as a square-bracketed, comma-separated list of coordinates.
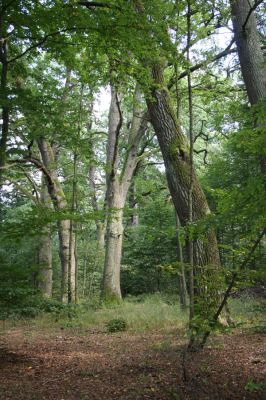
[146, 64, 221, 325]
[102, 85, 147, 301]
[146, 64, 220, 267]
[38, 138, 75, 303]
[230, 0, 266, 105]
[102, 185, 124, 301]
[38, 177, 53, 298]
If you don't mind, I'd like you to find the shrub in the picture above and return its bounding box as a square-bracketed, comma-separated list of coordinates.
[106, 318, 127, 332]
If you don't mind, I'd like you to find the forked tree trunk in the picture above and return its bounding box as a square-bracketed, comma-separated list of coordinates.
[102, 85, 147, 302]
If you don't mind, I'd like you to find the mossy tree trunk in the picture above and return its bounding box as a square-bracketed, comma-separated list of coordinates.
[146, 63, 222, 333]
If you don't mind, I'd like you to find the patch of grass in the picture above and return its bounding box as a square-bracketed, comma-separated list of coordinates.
[228, 297, 266, 330]
[245, 378, 266, 392]
[0, 293, 187, 335]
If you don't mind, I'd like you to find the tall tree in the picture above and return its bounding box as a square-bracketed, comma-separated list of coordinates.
[102, 84, 148, 301]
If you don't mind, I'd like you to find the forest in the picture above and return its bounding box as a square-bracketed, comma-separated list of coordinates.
[0, 0, 265, 399]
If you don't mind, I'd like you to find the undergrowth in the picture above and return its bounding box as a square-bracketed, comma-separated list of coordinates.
[0, 293, 265, 336]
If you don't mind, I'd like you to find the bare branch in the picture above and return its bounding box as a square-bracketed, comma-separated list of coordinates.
[169, 38, 236, 88]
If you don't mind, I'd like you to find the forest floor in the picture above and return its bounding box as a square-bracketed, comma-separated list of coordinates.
[0, 321, 265, 400]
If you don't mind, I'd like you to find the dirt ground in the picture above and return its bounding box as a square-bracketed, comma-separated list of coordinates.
[0, 326, 265, 400]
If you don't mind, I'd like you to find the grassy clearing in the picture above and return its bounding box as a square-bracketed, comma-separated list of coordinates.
[0, 293, 265, 338]
[0, 294, 187, 336]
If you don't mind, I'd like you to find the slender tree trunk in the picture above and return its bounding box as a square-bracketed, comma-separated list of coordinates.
[176, 214, 188, 309]
[129, 181, 139, 226]
[38, 226, 53, 298]
[38, 138, 73, 303]
[37, 176, 53, 297]
[88, 164, 106, 250]
[0, 16, 9, 184]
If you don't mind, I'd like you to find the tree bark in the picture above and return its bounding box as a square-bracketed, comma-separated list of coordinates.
[146, 63, 220, 266]
[0, 15, 9, 184]
[230, 0, 266, 172]
[102, 84, 147, 301]
[145, 63, 221, 327]
[230, 0, 266, 105]
[37, 175, 53, 298]
[176, 214, 188, 309]
[38, 138, 75, 303]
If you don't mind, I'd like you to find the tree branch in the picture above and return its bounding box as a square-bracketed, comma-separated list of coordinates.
[168, 38, 236, 88]
[78, 1, 121, 11]
[9, 157, 53, 187]
[242, 0, 264, 32]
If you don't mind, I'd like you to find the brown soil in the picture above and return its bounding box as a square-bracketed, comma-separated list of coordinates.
[0, 326, 265, 400]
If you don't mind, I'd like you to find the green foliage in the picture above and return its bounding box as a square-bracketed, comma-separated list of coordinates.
[245, 378, 265, 393]
[106, 318, 127, 333]
[122, 171, 178, 295]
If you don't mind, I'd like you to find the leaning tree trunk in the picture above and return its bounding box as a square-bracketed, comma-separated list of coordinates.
[37, 175, 53, 298]
[146, 63, 221, 323]
[38, 138, 75, 303]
